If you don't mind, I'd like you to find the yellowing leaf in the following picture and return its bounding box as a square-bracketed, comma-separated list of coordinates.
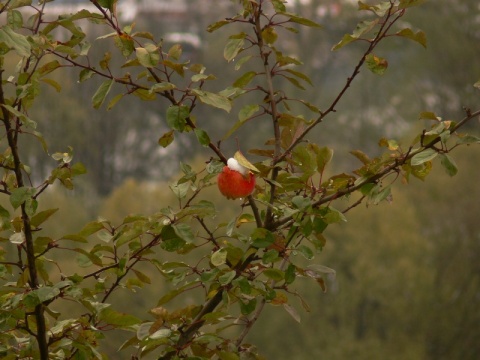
[234, 151, 259, 173]
[261, 27, 278, 44]
[396, 28, 427, 48]
[365, 54, 388, 75]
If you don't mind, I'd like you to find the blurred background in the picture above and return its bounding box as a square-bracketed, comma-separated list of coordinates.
[9, 0, 480, 358]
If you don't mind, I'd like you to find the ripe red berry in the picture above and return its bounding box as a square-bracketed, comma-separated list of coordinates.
[217, 158, 256, 199]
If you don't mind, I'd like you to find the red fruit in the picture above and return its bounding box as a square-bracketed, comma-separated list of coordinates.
[217, 165, 256, 200]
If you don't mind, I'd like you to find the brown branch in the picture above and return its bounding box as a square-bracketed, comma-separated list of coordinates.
[0, 70, 49, 359]
[235, 256, 290, 348]
[253, 6, 281, 229]
[272, 108, 480, 229]
[274, 3, 402, 165]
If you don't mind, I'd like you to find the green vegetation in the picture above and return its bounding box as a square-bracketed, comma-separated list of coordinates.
[0, 1, 479, 359]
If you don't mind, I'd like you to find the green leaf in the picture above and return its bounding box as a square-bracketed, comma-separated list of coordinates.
[322, 207, 347, 224]
[170, 181, 189, 199]
[7, 9, 23, 29]
[173, 223, 195, 243]
[99, 307, 141, 327]
[168, 44, 182, 60]
[262, 249, 280, 264]
[263, 268, 284, 281]
[1, 104, 36, 129]
[332, 34, 356, 51]
[194, 128, 210, 147]
[211, 248, 227, 267]
[232, 71, 256, 88]
[251, 228, 275, 248]
[106, 93, 123, 110]
[207, 19, 231, 33]
[282, 13, 322, 28]
[456, 134, 480, 145]
[10, 187, 35, 209]
[365, 54, 388, 75]
[114, 34, 134, 57]
[30, 208, 59, 227]
[159, 237, 186, 255]
[40, 78, 61, 92]
[79, 68, 95, 82]
[439, 154, 458, 176]
[74, 247, 102, 267]
[166, 105, 189, 131]
[234, 55, 252, 70]
[163, 59, 185, 76]
[185, 200, 216, 218]
[78, 221, 105, 237]
[115, 227, 143, 247]
[191, 89, 232, 113]
[239, 298, 257, 315]
[332, 20, 377, 51]
[350, 149, 371, 165]
[226, 245, 244, 267]
[399, 0, 428, 9]
[132, 269, 151, 284]
[285, 264, 296, 285]
[159, 130, 175, 148]
[218, 270, 236, 285]
[419, 111, 440, 121]
[311, 145, 333, 174]
[38, 60, 62, 75]
[149, 82, 176, 93]
[284, 69, 313, 86]
[292, 196, 311, 210]
[92, 79, 114, 109]
[233, 276, 252, 295]
[224, 34, 246, 62]
[296, 245, 314, 260]
[411, 148, 438, 166]
[284, 75, 306, 90]
[370, 185, 392, 205]
[23, 286, 60, 309]
[0, 204, 10, 218]
[97, 0, 117, 11]
[191, 73, 215, 82]
[136, 43, 160, 68]
[222, 104, 260, 140]
[0, 26, 31, 56]
[396, 28, 427, 48]
[353, 20, 378, 38]
[358, 1, 388, 16]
